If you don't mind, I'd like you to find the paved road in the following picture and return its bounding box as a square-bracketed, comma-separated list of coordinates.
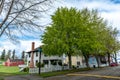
[4, 66, 120, 80]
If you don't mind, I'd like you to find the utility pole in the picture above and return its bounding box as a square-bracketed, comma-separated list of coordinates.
[39, 47, 42, 74]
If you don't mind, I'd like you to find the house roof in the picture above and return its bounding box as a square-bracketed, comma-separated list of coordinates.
[9, 59, 24, 62]
[26, 46, 42, 53]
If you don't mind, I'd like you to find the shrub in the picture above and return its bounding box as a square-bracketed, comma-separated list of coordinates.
[72, 65, 77, 69]
[23, 67, 29, 72]
[36, 62, 44, 67]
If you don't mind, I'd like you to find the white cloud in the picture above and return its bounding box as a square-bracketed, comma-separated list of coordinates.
[20, 40, 43, 52]
[0, 39, 43, 56]
[60, 0, 120, 30]
[101, 11, 120, 29]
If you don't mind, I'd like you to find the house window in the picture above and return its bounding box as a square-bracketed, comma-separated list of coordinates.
[77, 61, 80, 66]
[44, 54, 48, 57]
[29, 61, 30, 63]
[36, 60, 38, 64]
[36, 52, 38, 57]
[43, 60, 48, 65]
[29, 53, 31, 57]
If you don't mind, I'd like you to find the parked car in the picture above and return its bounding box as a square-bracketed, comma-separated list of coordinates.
[110, 62, 118, 67]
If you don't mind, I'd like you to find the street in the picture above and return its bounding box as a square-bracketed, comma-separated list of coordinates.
[5, 66, 120, 80]
[44, 66, 120, 80]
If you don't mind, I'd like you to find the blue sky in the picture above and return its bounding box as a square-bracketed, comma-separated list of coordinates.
[0, 0, 120, 57]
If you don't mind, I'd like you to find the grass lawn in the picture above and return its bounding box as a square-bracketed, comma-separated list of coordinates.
[0, 65, 28, 77]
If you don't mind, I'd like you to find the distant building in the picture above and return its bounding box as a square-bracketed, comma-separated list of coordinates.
[63, 55, 86, 68]
[26, 42, 108, 69]
[4, 58, 24, 66]
[64, 55, 108, 68]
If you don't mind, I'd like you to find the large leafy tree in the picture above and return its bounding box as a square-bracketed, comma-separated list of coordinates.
[42, 7, 107, 68]
[42, 7, 82, 69]
[0, 0, 54, 39]
[103, 27, 120, 66]
[88, 19, 108, 67]
[76, 9, 104, 67]
[42, 7, 120, 68]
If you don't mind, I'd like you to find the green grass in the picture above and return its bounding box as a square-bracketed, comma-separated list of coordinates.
[0, 65, 28, 77]
[40, 68, 91, 78]
[0, 65, 19, 73]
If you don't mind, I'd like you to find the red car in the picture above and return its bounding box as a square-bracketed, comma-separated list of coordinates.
[110, 62, 118, 67]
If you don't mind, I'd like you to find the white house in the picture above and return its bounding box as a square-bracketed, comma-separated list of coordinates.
[26, 42, 108, 71]
[26, 42, 64, 68]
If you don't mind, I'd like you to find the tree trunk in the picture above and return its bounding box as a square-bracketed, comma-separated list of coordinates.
[68, 53, 72, 69]
[83, 53, 90, 68]
[95, 55, 100, 68]
[107, 52, 111, 66]
[114, 52, 117, 63]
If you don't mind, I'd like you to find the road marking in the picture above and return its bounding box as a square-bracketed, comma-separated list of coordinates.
[67, 73, 120, 79]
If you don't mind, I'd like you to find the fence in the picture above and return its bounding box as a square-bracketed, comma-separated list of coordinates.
[29, 66, 69, 73]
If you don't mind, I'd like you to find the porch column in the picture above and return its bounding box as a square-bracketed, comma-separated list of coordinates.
[48, 60, 51, 68]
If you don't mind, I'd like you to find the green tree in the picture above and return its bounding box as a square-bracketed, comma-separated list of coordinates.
[74, 8, 109, 68]
[21, 51, 25, 60]
[42, 7, 82, 69]
[12, 49, 15, 60]
[92, 25, 119, 67]
[89, 20, 108, 67]
[104, 28, 119, 66]
[42, 7, 107, 68]
[42, 7, 120, 68]
[5, 50, 11, 59]
[1, 49, 6, 60]
[110, 29, 120, 64]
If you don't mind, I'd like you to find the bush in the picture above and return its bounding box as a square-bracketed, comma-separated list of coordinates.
[36, 62, 44, 67]
[72, 65, 77, 69]
[23, 67, 29, 72]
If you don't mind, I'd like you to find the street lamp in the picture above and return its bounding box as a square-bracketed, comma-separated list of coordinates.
[38, 47, 42, 74]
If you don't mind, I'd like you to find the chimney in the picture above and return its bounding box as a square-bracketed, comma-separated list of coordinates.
[31, 42, 35, 51]
[29, 42, 35, 68]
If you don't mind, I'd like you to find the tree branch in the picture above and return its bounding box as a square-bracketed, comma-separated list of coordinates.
[10, 0, 49, 14]
[0, 0, 15, 28]
[0, 0, 5, 14]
